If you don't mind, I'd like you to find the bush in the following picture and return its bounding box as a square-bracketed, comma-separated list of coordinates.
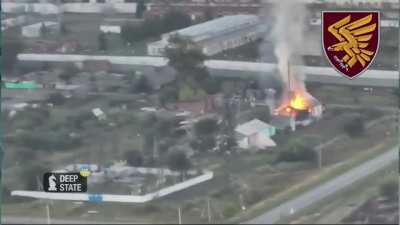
[194, 118, 219, 136]
[244, 189, 264, 206]
[67, 111, 94, 129]
[21, 164, 50, 190]
[362, 108, 383, 120]
[380, 180, 398, 199]
[47, 93, 67, 105]
[278, 139, 316, 162]
[223, 204, 240, 218]
[121, 11, 191, 43]
[167, 149, 191, 172]
[12, 108, 50, 129]
[131, 75, 153, 94]
[343, 115, 366, 137]
[190, 135, 216, 152]
[124, 150, 144, 167]
[13, 131, 82, 151]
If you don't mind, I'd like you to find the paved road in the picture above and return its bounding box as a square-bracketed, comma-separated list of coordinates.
[245, 146, 398, 224]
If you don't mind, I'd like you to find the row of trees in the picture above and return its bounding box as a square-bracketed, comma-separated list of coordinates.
[3, 38, 24, 72]
[159, 35, 220, 105]
[121, 11, 192, 44]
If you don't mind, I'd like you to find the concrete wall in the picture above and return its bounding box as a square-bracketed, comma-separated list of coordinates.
[100, 25, 121, 34]
[63, 3, 137, 14]
[11, 171, 214, 203]
[1, 3, 136, 14]
[2, 3, 60, 14]
[17, 54, 398, 87]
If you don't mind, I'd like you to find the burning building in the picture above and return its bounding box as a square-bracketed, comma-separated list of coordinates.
[262, 0, 323, 131]
[274, 89, 323, 127]
[273, 63, 323, 130]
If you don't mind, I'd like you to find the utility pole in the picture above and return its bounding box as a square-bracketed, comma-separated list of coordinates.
[207, 198, 212, 223]
[178, 207, 182, 224]
[318, 148, 322, 169]
[45, 204, 51, 225]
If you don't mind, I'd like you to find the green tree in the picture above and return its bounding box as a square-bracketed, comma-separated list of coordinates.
[135, 0, 146, 18]
[249, 106, 271, 123]
[121, 11, 191, 44]
[194, 118, 219, 136]
[47, 93, 67, 105]
[124, 150, 144, 167]
[163, 35, 213, 102]
[60, 22, 68, 35]
[380, 180, 398, 199]
[40, 22, 48, 36]
[162, 10, 192, 31]
[278, 139, 316, 162]
[21, 164, 49, 190]
[159, 85, 178, 106]
[217, 135, 237, 153]
[167, 149, 191, 175]
[165, 35, 207, 75]
[133, 75, 152, 94]
[98, 32, 108, 51]
[59, 63, 78, 84]
[190, 135, 216, 153]
[3, 38, 24, 72]
[343, 115, 366, 137]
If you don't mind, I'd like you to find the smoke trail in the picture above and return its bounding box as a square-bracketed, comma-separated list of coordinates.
[261, 0, 309, 92]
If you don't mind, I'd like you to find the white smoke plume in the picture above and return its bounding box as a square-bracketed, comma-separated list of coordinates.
[260, 0, 309, 93]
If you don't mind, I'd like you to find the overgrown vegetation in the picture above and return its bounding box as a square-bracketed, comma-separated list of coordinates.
[121, 11, 192, 43]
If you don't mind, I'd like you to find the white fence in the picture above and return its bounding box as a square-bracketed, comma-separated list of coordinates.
[11, 171, 213, 203]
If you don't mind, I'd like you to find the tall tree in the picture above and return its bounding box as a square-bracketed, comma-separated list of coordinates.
[162, 10, 192, 31]
[58, 63, 78, 84]
[3, 38, 24, 72]
[136, 0, 146, 18]
[98, 32, 108, 51]
[343, 114, 366, 137]
[167, 149, 191, 178]
[60, 22, 68, 35]
[40, 22, 48, 36]
[124, 150, 144, 167]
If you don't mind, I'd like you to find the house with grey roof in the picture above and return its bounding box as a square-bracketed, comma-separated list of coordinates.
[235, 119, 277, 151]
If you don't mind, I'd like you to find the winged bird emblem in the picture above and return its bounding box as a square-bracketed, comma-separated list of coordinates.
[323, 12, 379, 79]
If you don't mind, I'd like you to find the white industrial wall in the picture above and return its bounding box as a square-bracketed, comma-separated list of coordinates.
[100, 25, 121, 34]
[2, 3, 136, 14]
[63, 3, 137, 13]
[17, 53, 398, 87]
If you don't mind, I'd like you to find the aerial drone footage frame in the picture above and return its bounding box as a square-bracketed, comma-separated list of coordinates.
[0, 0, 399, 224]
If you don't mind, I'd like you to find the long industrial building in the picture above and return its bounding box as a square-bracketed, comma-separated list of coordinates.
[147, 15, 266, 56]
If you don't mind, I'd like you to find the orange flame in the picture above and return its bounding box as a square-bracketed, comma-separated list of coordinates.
[289, 93, 309, 110]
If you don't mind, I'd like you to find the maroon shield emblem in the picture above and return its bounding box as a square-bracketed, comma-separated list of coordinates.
[322, 11, 380, 79]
